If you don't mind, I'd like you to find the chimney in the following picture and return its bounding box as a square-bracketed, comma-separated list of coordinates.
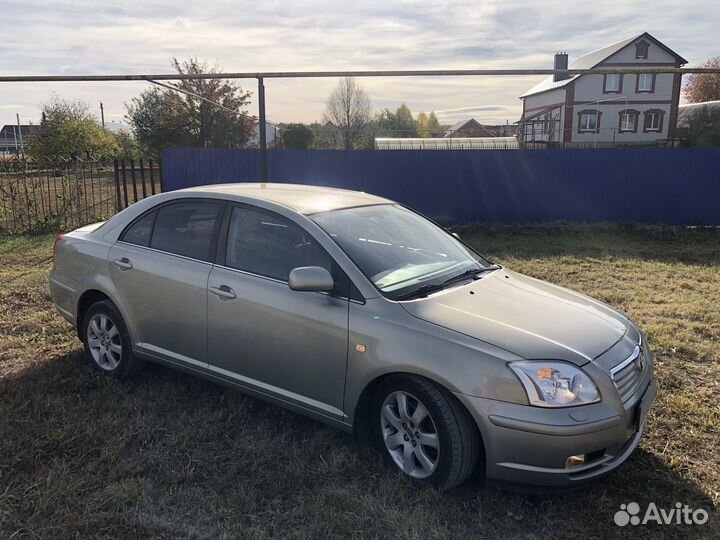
[553, 52, 569, 82]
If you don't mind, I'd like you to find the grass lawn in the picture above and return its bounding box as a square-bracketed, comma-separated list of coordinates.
[1, 223, 718, 539]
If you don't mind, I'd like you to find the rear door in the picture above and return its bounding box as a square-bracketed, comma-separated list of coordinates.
[206, 204, 351, 420]
[109, 199, 224, 368]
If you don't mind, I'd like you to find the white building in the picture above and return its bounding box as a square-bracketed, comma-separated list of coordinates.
[375, 137, 519, 150]
[518, 33, 687, 146]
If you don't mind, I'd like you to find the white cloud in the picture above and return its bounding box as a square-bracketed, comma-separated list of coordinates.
[1, 0, 718, 128]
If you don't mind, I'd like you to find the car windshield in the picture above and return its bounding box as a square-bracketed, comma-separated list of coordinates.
[311, 204, 492, 300]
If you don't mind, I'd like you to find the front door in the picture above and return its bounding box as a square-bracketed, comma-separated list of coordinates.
[207, 204, 350, 420]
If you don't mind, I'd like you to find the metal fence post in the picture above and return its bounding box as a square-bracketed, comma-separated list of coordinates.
[113, 159, 122, 212]
[139, 158, 147, 199]
[258, 76, 267, 182]
[129, 159, 138, 203]
[120, 159, 129, 209]
[149, 161, 156, 195]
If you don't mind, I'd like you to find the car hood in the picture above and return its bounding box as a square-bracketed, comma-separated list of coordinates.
[400, 268, 628, 365]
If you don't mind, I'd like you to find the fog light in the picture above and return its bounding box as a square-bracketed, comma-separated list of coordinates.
[566, 454, 586, 468]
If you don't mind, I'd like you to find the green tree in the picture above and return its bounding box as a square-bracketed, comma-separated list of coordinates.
[304, 122, 338, 149]
[27, 96, 120, 160]
[376, 104, 419, 137]
[396, 104, 418, 137]
[280, 123, 315, 149]
[683, 57, 720, 103]
[126, 88, 192, 159]
[684, 105, 720, 146]
[417, 111, 441, 138]
[126, 58, 255, 159]
[416, 112, 429, 137]
[112, 129, 143, 159]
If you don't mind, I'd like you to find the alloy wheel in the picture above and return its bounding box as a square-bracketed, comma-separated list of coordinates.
[86, 313, 122, 371]
[380, 390, 440, 479]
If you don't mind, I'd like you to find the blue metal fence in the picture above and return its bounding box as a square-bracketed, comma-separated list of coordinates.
[162, 147, 720, 225]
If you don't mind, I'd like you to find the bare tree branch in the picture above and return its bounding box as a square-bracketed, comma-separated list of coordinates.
[323, 77, 372, 149]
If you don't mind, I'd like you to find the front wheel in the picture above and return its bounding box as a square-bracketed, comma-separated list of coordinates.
[374, 375, 480, 491]
[82, 300, 143, 378]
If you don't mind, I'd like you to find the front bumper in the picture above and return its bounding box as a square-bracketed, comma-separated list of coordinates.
[456, 375, 657, 487]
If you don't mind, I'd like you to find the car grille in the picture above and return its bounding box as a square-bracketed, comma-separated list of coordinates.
[611, 344, 645, 402]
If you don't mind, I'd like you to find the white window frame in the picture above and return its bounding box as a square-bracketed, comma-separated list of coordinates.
[620, 113, 636, 132]
[638, 73, 653, 92]
[646, 112, 660, 131]
[604, 73, 621, 93]
[579, 113, 597, 132]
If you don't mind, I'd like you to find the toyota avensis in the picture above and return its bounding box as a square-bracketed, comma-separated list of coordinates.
[50, 183, 657, 491]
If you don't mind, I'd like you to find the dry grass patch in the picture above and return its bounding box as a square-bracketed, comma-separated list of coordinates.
[1, 224, 718, 539]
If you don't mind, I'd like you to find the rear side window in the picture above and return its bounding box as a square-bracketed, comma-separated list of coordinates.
[122, 211, 156, 247]
[150, 201, 222, 261]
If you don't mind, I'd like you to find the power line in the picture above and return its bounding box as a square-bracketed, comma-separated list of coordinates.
[147, 79, 271, 125]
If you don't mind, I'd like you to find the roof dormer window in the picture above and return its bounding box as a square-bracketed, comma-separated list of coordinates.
[635, 40, 649, 59]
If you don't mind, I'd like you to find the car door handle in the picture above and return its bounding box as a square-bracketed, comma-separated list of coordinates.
[113, 258, 133, 270]
[209, 285, 236, 300]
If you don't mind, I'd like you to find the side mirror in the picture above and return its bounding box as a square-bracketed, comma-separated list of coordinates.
[451, 232, 461, 239]
[288, 266, 334, 292]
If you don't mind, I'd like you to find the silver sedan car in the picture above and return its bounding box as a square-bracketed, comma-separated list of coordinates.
[50, 183, 657, 491]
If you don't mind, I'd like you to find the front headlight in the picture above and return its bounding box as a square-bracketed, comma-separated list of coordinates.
[509, 361, 600, 407]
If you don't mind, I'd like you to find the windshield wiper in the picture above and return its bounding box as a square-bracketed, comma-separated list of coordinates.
[395, 283, 447, 301]
[442, 264, 501, 286]
[395, 265, 501, 301]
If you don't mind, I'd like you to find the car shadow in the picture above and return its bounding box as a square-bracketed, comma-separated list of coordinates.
[1, 349, 717, 539]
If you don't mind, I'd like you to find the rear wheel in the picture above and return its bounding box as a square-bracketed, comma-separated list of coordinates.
[374, 375, 480, 491]
[82, 300, 143, 378]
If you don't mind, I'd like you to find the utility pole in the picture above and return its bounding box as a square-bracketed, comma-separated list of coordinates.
[100, 102, 105, 128]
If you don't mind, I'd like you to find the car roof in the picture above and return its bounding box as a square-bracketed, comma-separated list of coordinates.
[175, 183, 393, 214]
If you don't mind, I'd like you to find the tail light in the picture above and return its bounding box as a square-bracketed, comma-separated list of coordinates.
[53, 234, 65, 260]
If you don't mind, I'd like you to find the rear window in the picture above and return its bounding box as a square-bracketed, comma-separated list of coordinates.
[149, 201, 222, 261]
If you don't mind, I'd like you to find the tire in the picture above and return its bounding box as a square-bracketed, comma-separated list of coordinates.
[81, 300, 143, 379]
[373, 374, 480, 492]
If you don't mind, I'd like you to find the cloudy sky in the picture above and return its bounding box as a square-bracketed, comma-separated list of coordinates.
[1, 0, 718, 130]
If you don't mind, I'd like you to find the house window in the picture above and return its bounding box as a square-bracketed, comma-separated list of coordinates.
[645, 112, 660, 130]
[643, 109, 665, 133]
[620, 114, 634, 131]
[618, 109, 639, 133]
[603, 73, 622, 93]
[637, 73, 655, 93]
[635, 40, 649, 59]
[577, 110, 600, 133]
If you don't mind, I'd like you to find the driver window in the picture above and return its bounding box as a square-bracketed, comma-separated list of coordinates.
[225, 206, 334, 282]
